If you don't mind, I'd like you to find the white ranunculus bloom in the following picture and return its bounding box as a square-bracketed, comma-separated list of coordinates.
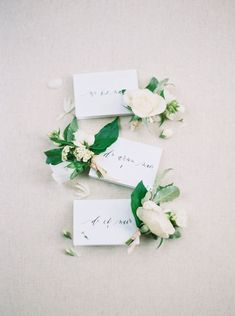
[74, 130, 95, 146]
[137, 202, 175, 238]
[50, 162, 73, 184]
[124, 89, 166, 118]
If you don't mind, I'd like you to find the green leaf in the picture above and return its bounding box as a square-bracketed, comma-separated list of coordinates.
[153, 185, 180, 204]
[44, 148, 63, 165]
[145, 77, 158, 92]
[169, 230, 181, 239]
[152, 168, 172, 197]
[153, 168, 173, 193]
[49, 137, 72, 146]
[131, 181, 148, 228]
[130, 115, 141, 122]
[65, 248, 77, 256]
[90, 117, 119, 154]
[62, 229, 72, 239]
[63, 117, 78, 142]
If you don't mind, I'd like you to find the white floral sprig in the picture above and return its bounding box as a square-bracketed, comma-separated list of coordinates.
[126, 169, 187, 249]
[45, 117, 119, 183]
[122, 77, 185, 137]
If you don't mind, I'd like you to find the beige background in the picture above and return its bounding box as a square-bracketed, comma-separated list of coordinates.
[1, 1, 235, 315]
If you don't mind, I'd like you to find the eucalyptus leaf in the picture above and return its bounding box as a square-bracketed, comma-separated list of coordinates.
[145, 77, 158, 92]
[90, 117, 119, 154]
[152, 168, 173, 196]
[153, 185, 180, 204]
[44, 148, 63, 165]
[63, 117, 78, 142]
[131, 181, 148, 228]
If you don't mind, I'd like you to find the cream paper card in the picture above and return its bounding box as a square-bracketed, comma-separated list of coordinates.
[73, 199, 138, 246]
[89, 137, 162, 189]
[73, 69, 138, 118]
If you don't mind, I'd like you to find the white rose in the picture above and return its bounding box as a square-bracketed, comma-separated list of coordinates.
[50, 162, 73, 184]
[124, 89, 166, 118]
[137, 202, 175, 238]
[74, 130, 95, 146]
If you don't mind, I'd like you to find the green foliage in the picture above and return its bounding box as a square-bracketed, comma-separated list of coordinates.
[153, 185, 180, 204]
[90, 117, 119, 154]
[44, 148, 63, 165]
[145, 77, 158, 92]
[131, 181, 148, 228]
[64, 248, 77, 256]
[63, 117, 78, 142]
[62, 230, 72, 240]
[169, 229, 181, 239]
[152, 168, 173, 196]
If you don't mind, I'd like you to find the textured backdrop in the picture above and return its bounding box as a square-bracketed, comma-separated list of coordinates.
[1, 1, 235, 315]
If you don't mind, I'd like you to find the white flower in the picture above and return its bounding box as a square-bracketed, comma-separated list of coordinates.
[50, 162, 73, 184]
[62, 145, 71, 161]
[74, 145, 94, 162]
[160, 128, 173, 139]
[137, 201, 175, 238]
[175, 209, 187, 228]
[124, 89, 166, 118]
[164, 89, 185, 121]
[74, 130, 94, 146]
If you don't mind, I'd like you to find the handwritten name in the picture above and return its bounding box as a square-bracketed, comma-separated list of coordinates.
[103, 150, 154, 169]
[82, 216, 133, 229]
[80, 90, 123, 97]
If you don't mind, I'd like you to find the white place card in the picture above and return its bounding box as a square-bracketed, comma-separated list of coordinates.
[73, 199, 138, 246]
[89, 137, 162, 189]
[73, 69, 138, 118]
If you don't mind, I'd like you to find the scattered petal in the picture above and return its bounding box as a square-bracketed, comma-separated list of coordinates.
[47, 78, 63, 89]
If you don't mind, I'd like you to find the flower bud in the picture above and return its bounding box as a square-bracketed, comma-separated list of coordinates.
[160, 128, 173, 139]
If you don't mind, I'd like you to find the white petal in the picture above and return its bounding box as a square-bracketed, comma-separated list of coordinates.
[137, 206, 175, 238]
[47, 78, 63, 89]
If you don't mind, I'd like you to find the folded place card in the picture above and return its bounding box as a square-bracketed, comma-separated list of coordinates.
[89, 137, 162, 189]
[73, 199, 137, 246]
[73, 69, 138, 118]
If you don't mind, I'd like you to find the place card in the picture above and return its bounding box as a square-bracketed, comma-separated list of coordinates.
[73, 199, 138, 246]
[73, 69, 138, 118]
[89, 137, 162, 189]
